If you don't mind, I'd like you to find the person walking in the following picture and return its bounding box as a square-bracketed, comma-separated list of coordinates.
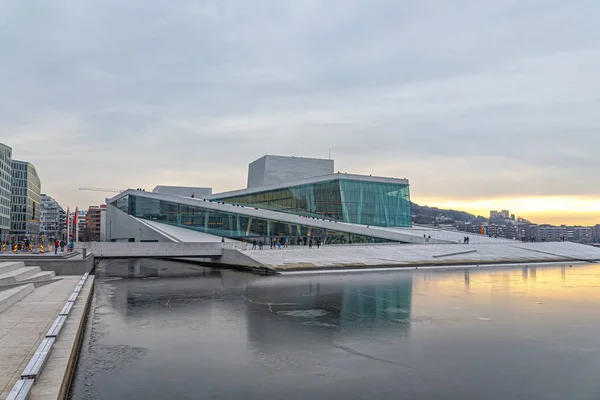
[60, 240, 65, 252]
[252, 240, 257, 250]
[309, 238, 313, 249]
[54, 238, 60, 254]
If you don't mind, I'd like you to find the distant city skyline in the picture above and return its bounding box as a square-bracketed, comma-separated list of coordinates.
[1, 1, 598, 226]
[414, 196, 600, 226]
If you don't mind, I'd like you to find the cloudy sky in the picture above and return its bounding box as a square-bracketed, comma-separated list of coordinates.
[1, 0, 599, 225]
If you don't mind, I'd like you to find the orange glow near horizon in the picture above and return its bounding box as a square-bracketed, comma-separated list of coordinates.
[413, 196, 600, 226]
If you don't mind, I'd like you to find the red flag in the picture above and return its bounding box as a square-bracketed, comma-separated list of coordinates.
[73, 207, 78, 230]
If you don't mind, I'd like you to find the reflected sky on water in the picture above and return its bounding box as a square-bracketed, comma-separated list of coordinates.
[70, 261, 600, 400]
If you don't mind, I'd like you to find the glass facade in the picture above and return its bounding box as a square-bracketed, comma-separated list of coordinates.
[214, 178, 411, 228]
[10, 160, 41, 242]
[114, 194, 396, 244]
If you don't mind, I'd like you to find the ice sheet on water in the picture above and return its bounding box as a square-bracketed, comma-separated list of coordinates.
[478, 317, 492, 321]
[101, 277, 123, 282]
[277, 309, 328, 318]
[383, 307, 409, 314]
[302, 321, 338, 328]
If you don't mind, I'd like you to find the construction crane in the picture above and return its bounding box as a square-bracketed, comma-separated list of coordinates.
[79, 187, 123, 193]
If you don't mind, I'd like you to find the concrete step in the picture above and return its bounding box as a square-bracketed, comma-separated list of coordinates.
[0, 261, 26, 275]
[20, 271, 56, 283]
[0, 267, 42, 285]
[0, 283, 35, 313]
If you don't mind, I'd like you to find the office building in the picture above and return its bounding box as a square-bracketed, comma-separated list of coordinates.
[40, 194, 65, 238]
[572, 227, 593, 244]
[10, 160, 41, 242]
[87, 205, 107, 242]
[0, 143, 12, 238]
[67, 209, 88, 242]
[490, 210, 510, 220]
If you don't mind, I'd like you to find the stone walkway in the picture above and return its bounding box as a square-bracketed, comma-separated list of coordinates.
[29, 276, 94, 399]
[242, 241, 600, 271]
[0, 277, 80, 399]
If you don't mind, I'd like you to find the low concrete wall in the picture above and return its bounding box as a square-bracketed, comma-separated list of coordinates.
[216, 249, 273, 273]
[0, 255, 95, 276]
[35, 255, 95, 276]
[78, 241, 244, 258]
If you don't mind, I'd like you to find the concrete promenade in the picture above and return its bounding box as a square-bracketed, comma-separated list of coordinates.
[238, 241, 600, 272]
[74, 240, 600, 274]
[78, 241, 242, 258]
[0, 276, 93, 399]
[29, 277, 93, 399]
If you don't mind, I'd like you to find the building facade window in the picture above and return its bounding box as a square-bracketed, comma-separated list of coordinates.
[214, 179, 411, 228]
[114, 195, 395, 244]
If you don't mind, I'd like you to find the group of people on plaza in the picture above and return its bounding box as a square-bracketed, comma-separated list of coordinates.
[52, 238, 75, 254]
[250, 236, 322, 250]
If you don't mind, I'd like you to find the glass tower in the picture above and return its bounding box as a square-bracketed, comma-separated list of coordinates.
[214, 177, 412, 228]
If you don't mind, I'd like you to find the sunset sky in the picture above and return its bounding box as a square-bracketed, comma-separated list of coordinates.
[1, 0, 598, 226]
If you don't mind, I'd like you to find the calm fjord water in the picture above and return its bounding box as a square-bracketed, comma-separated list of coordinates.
[70, 260, 600, 400]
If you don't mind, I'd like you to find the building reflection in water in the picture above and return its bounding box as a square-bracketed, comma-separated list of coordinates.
[97, 261, 416, 357]
[530, 266, 537, 281]
[242, 273, 413, 351]
[97, 259, 256, 320]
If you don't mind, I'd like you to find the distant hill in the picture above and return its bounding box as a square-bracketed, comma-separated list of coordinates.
[411, 202, 488, 225]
